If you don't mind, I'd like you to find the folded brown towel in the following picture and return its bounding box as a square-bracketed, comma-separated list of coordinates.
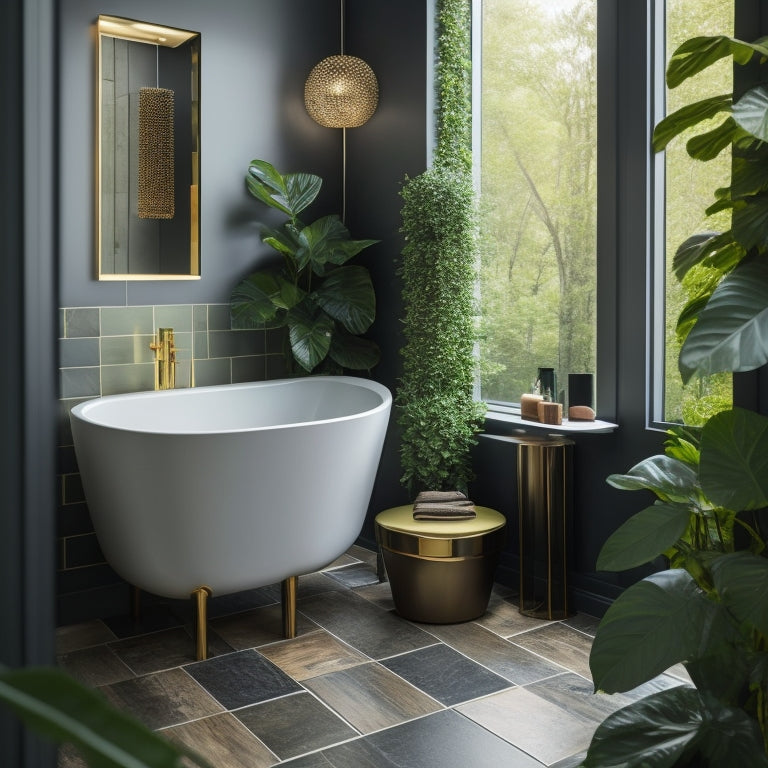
[413, 502, 477, 520]
[414, 490, 468, 504]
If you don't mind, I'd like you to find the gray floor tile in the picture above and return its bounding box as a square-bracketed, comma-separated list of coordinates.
[297, 590, 435, 659]
[381, 643, 512, 706]
[423, 620, 567, 684]
[302, 709, 545, 767]
[304, 661, 442, 733]
[57, 644, 135, 687]
[98, 667, 223, 729]
[236, 691, 358, 759]
[185, 648, 302, 710]
[458, 686, 594, 765]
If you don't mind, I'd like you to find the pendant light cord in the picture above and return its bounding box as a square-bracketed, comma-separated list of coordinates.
[341, 0, 347, 223]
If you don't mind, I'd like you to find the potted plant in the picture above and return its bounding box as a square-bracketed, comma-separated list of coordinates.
[231, 159, 380, 375]
[580, 34, 768, 766]
[396, 0, 483, 496]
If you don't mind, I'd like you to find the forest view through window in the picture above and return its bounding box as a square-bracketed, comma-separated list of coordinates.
[478, 0, 597, 407]
[659, 0, 733, 425]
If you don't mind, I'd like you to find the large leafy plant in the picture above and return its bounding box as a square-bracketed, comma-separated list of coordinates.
[581, 34, 768, 767]
[231, 159, 380, 374]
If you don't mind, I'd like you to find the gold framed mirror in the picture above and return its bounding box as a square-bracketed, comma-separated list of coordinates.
[96, 15, 201, 280]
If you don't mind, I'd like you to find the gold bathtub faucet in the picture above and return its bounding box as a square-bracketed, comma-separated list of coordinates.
[150, 327, 177, 390]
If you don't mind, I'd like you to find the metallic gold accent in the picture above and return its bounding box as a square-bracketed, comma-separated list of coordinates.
[281, 576, 298, 639]
[96, 15, 201, 280]
[515, 436, 574, 620]
[149, 328, 177, 390]
[138, 87, 175, 220]
[304, 55, 379, 128]
[191, 585, 212, 661]
[375, 505, 506, 624]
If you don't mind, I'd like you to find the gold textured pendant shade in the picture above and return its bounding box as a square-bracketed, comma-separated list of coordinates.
[138, 87, 175, 219]
[304, 54, 379, 128]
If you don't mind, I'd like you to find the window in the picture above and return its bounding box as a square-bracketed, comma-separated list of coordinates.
[652, 0, 733, 425]
[477, 0, 597, 407]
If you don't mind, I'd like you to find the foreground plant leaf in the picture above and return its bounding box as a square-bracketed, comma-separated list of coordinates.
[699, 407, 768, 510]
[678, 260, 768, 382]
[590, 570, 720, 694]
[0, 666, 211, 768]
[606, 455, 699, 503]
[580, 686, 768, 768]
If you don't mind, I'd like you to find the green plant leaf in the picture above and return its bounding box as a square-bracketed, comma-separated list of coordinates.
[710, 552, 768, 635]
[606, 455, 700, 503]
[0, 666, 211, 768]
[672, 231, 730, 281]
[230, 271, 302, 328]
[286, 303, 333, 372]
[312, 266, 376, 334]
[260, 223, 303, 262]
[686, 116, 745, 161]
[679, 260, 768, 383]
[294, 215, 379, 274]
[581, 686, 768, 768]
[666, 35, 768, 90]
[590, 569, 719, 694]
[246, 159, 321, 219]
[699, 407, 768, 511]
[327, 329, 380, 370]
[733, 85, 768, 142]
[597, 502, 692, 572]
[652, 95, 732, 153]
[732, 192, 768, 251]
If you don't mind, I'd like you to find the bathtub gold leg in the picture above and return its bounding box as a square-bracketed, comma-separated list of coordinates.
[131, 585, 141, 621]
[281, 576, 298, 639]
[191, 586, 212, 661]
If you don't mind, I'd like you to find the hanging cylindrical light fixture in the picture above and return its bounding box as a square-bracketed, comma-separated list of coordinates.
[138, 86, 175, 219]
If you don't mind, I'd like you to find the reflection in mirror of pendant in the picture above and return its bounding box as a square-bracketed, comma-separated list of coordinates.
[96, 15, 201, 280]
[138, 87, 175, 220]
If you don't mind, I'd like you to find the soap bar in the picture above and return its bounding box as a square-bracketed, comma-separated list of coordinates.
[520, 393, 543, 421]
[568, 405, 596, 421]
[537, 401, 563, 425]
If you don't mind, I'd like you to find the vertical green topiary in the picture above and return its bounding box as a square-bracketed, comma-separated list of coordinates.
[397, 0, 483, 495]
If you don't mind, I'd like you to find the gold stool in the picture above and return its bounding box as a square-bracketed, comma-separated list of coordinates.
[375, 505, 506, 623]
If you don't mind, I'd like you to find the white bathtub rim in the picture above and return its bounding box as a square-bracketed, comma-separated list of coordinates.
[70, 375, 392, 435]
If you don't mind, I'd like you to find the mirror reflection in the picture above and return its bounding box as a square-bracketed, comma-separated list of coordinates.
[97, 15, 200, 280]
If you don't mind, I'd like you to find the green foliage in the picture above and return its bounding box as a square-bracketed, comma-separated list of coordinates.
[397, 168, 484, 493]
[0, 665, 209, 767]
[651, 35, 768, 385]
[581, 30, 768, 766]
[231, 159, 380, 374]
[396, 0, 482, 494]
[434, 0, 472, 173]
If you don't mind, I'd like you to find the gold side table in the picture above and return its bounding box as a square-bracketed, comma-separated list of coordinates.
[375, 505, 506, 624]
[513, 435, 574, 620]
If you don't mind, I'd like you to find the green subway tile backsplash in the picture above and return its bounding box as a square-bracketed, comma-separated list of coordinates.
[155, 304, 193, 332]
[60, 337, 100, 368]
[64, 307, 100, 338]
[101, 334, 155, 365]
[100, 305, 154, 337]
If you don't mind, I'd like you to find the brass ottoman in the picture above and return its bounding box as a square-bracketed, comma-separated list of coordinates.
[375, 505, 506, 623]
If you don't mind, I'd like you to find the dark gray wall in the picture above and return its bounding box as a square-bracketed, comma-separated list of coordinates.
[2, 0, 57, 765]
[59, 0, 345, 307]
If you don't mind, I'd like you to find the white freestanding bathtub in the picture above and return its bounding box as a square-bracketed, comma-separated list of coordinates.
[70, 375, 391, 657]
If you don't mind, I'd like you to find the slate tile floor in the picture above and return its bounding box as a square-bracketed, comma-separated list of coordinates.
[56, 546, 689, 768]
